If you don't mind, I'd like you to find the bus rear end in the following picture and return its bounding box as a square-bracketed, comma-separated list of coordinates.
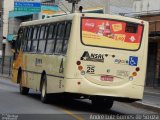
[64, 14, 148, 109]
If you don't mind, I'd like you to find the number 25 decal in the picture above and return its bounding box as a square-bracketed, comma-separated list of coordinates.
[87, 65, 95, 74]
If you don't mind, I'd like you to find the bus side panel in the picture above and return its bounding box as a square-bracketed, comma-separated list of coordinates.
[22, 54, 34, 89]
[47, 76, 65, 93]
[64, 15, 81, 79]
[23, 53, 65, 93]
[132, 22, 149, 87]
[12, 50, 23, 84]
[46, 55, 65, 93]
[12, 69, 18, 83]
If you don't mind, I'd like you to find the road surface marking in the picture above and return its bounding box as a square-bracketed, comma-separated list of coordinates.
[61, 108, 84, 120]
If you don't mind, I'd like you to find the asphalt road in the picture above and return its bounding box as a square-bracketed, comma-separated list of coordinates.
[143, 92, 160, 106]
[0, 77, 158, 120]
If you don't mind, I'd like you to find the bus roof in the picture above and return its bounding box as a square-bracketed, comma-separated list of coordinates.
[20, 13, 147, 27]
[21, 14, 75, 27]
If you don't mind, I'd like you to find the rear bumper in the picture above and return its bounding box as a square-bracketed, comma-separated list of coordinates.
[64, 78, 144, 100]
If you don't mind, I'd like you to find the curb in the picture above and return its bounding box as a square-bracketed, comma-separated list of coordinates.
[131, 101, 160, 113]
[0, 75, 11, 78]
[144, 91, 160, 95]
[0, 75, 11, 79]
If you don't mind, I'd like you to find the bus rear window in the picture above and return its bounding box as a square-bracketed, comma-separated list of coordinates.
[125, 22, 138, 33]
[81, 18, 144, 50]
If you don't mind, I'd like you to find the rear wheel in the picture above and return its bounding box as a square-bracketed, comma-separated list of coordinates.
[92, 98, 114, 111]
[41, 76, 49, 103]
[18, 72, 29, 95]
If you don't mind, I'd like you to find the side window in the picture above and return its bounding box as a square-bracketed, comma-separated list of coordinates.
[32, 26, 39, 40]
[46, 24, 57, 54]
[39, 26, 45, 39]
[54, 23, 65, 54]
[31, 26, 40, 52]
[44, 25, 49, 40]
[16, 28, 24, 51]
[23, 28, 30, 51]
[26, 27, 33, 52]
[37, 25, 47, 53]
[21, 27, 28, 51]
[62, 22, 72, 54]
[48, 25, 54, 39]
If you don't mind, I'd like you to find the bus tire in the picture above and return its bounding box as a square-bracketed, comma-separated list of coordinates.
[40, 76, 49, 103]
[91, 98, 114, 110]
[19, 71, 29, 95]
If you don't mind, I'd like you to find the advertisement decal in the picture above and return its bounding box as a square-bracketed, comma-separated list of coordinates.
[82, 18, 143, 50]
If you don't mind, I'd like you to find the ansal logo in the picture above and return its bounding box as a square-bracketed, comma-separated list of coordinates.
[81, 51, 104, 62]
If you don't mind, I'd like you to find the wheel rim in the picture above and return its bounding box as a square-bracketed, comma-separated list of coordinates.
[42, 82, 46, 98]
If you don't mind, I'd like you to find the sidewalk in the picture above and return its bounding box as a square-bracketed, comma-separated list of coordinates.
[131, 87, 160, 113]
[0, 73, 11, 79]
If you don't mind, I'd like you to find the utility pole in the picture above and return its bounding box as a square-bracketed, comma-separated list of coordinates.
[0, 0, 3, 74]
[0, 0, 5, 75]
[65, 0, 81, 13]
[0, 0, 3, 51]
[106, 0, 110, 14]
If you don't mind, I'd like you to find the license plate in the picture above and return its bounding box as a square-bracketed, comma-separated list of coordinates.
[100, 75, 113, 81]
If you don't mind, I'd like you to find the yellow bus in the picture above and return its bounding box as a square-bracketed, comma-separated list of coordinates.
[12, 13, 148, 110]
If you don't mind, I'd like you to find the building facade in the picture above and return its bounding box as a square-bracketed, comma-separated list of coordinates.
[132, 0, 160, 87]
[59, 0, 134, 15]
[5, 0, 158, 81]
[5, 0, 58, 56]
[5, 0, 134, 56]
[3, 0, 15, 56]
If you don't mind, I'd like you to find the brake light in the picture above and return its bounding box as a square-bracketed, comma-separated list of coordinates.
[135, 67, 140, 72]
[76, 61, 81, 65]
